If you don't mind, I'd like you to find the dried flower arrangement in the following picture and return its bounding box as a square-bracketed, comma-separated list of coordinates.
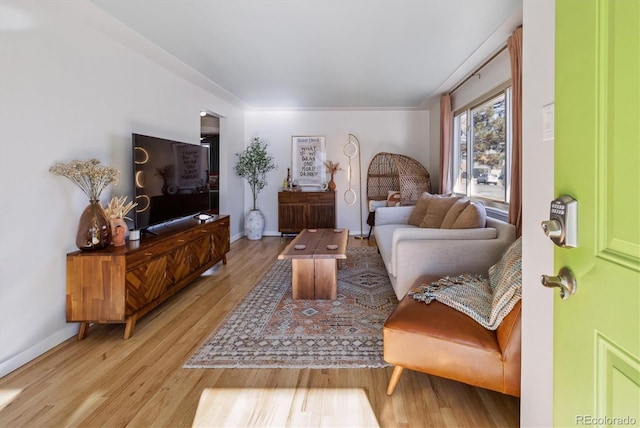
[103, 196, 137, 220]
[49, 158, 120, 200]
[323, 160, 342, 175]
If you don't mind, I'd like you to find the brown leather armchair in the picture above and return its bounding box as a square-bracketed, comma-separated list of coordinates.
[383, 275, 522, 397]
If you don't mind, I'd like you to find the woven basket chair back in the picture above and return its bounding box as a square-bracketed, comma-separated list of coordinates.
[366, 152, 431, 205]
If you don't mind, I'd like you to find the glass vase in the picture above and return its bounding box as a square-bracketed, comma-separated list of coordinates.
[76, 200, 112, 251]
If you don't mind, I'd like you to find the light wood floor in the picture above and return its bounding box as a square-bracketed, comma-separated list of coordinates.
[0, 236, 519, 427]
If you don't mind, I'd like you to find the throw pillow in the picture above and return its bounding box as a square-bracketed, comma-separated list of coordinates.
[440, 198, 470, 228]
[488, 237, 522, 327]
[368, 199, 387, 212]
[419, 195, 463, 228]
[387, 190, 401, 207]
[408, 193, 433, 226]
[451, 202, 487, 229]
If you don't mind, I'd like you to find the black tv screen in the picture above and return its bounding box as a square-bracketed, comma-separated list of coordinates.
[133, 133, 210, 231]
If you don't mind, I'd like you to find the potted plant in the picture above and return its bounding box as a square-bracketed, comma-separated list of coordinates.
[235, 137, 277, 240]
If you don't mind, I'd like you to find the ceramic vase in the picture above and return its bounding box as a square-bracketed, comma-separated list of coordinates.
[245, 209, 265, 240]
[328, 175, 336, 191]
[109, 218, 129, 246]
[76, 200, 112, 251]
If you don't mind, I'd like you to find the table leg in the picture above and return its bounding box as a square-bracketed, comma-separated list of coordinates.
[77, 322, 89, 341]
[314, 259, 338, 299]
[292, 259, 315, 299]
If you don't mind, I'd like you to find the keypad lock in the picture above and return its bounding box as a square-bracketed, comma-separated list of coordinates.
[541, 195, 577, 248]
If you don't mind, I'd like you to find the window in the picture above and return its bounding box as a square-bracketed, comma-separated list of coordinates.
[452, 87, 511, 210]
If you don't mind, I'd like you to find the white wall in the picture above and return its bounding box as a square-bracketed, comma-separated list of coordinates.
[0, 0, 246, 376]
[244, 109, 431, 235]
[520, 0, 555, 426]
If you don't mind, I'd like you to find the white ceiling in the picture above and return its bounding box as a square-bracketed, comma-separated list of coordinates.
[88, 0, 522, 110]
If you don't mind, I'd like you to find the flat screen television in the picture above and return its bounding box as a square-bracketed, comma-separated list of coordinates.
[132, 133, 210, 232]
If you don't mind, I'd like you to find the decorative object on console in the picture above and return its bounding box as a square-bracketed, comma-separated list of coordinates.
[104, 196, 137, 245]
[75, 201, 112, 250]
[322, 160, 341, 192]
[112, 224, 126, 246]
[344, 133, 365, 239]
[49, 158, 120, 250]
[235, 137, 277, 240]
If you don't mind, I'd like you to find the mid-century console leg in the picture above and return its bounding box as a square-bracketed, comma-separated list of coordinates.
[124, 316, 137, 339]
[222, 255, 227, 264]
[77, 322, 89, 341]
[386, 366, 405, 395]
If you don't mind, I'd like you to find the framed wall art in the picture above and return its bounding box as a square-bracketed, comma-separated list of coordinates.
[291, 135, 326, 187]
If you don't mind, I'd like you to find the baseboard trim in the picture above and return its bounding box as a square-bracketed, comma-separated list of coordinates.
[0, 324, 78, 378]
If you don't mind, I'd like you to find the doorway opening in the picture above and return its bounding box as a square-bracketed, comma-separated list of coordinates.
[201, 113, 220, 214]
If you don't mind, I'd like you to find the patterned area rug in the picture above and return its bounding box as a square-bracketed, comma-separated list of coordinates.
[184, 246, 398, 369]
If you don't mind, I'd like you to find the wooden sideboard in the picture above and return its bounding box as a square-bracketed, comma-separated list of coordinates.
[278, 191, 336, 235]
[66, 215, 230, 340]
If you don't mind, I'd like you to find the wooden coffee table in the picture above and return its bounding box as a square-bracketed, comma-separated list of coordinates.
[278, 228, 349, 299]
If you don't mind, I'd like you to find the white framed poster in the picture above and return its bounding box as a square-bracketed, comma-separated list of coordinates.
[291, 136, 326, 187]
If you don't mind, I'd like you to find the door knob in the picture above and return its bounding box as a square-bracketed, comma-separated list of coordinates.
[541, 267, 577, 300]
[541, 219, 563, 238]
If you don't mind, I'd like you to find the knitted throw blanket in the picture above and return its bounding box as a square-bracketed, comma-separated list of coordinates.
[407, 239, 523, 330]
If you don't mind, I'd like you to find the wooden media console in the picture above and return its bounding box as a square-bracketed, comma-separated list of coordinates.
[66, 215, 230, 340]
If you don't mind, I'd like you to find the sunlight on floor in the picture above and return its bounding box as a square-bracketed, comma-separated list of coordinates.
[192, 388, 379, 428]
[0, 388, 23, 411]
[64, 391, 107, 426]
[201, 264, 223, 276]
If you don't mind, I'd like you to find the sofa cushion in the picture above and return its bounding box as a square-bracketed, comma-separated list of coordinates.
[440, 199, 471, 228]
[408, 195, 432, 226]
[419, 195, 463, 228]
[451, 202, 487, 229]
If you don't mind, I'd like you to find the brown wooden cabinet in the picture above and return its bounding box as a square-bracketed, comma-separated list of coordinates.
[66, 215, 230, 339]
[278, 191, 336, 235]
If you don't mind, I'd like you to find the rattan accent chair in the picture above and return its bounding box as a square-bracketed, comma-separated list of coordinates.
[366, 152, 432, 237]
[366, 152, 431, 205]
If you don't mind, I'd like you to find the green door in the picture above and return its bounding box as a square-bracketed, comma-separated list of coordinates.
[554, 0, 640, 426]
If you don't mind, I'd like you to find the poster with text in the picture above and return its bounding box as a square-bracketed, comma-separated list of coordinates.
[173, 143, 207, 189]
[292, 136, 325, 186]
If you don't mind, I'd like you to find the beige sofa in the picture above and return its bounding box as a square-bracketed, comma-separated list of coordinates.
[374, 203, 516, 299]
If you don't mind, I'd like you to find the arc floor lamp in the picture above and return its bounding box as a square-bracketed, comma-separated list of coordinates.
[343, 133, 365, 239]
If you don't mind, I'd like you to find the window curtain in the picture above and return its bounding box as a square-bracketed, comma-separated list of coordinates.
[439, 94, 452, 194]
[507, 26, 523, 237]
